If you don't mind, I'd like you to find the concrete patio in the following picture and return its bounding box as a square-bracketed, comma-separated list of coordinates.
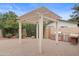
[0, 39, 79, 56]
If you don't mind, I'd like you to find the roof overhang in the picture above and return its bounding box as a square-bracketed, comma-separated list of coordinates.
[18, 7, 61, 24]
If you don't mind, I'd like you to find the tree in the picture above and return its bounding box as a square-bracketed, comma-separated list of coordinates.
[0, 13, 3, 37]
[2, 11, 18, 28]
[0, 13, 3, 29]
[0, 11, 18, 37]
[69, 4, 79, 24]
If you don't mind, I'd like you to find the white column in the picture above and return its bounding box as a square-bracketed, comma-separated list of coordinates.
[38, 15, 43, 54]
[36, 23, 39, 39]
[56, 22, 59, 44]
[19, 22, 22, 43]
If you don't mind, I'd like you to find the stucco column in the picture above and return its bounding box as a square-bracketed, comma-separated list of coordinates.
[19, 22, 22, 43]
[56, 22, 59, 44]
[38, 15, 43, 54]
[36, 23, 39, 39]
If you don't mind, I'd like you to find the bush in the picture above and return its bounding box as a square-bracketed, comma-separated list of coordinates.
[24, 24, 36, 37]
[5, 33, 13, 38]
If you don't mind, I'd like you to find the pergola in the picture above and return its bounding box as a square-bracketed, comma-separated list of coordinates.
[18, 7, 61, 53]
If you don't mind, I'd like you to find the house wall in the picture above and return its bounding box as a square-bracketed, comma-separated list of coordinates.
[48, 21, 78, 28]
[45, 21, 79, 41]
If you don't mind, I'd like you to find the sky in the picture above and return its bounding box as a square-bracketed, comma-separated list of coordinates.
[0, 3, 76, 20]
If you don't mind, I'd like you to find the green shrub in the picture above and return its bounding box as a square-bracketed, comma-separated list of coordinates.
[24, 23, 36, 37]
[5, 33, 13, 38]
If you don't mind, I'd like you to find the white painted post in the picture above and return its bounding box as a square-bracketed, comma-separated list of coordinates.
[19, 22, 22, 43]
[36, 23, 39, 39]
[56, 22, 59, 44]
[38, 15, 43, 54]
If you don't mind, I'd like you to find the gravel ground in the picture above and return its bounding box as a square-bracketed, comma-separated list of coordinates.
[0, 39, 79, 56]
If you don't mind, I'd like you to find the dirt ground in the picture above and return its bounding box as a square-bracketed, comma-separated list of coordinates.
[0, 39, 79, 56]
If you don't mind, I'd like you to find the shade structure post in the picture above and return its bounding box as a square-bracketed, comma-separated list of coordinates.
[19, 22, 22, 43]
[38, 15, 43, 54]
[56, 22, 59, 44]
[36, 23, 39, 39]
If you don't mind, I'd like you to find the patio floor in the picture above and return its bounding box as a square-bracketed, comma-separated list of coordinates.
[0, 39, 79, 56]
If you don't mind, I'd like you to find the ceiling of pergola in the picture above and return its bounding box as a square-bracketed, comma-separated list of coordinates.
[18, 7, 61, 24]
